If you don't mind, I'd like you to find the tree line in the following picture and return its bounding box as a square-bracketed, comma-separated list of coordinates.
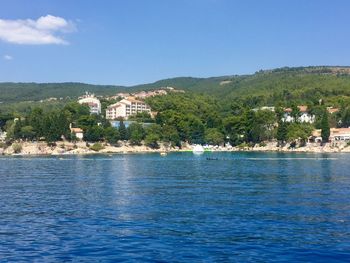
[1, 92, 349, 148]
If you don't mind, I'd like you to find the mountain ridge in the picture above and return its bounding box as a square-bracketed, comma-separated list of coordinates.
[1, 66, 350, 104]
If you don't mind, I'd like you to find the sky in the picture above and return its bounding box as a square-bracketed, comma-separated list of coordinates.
[0, 0, 350, 86]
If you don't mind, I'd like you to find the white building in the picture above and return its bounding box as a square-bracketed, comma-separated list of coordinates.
[106, 97, 151, 120]
[329, 128, 350, 142]
[310, 128, 350, 143]
[134, 89, 168, 99]
[283, 105, 315, 123]
[69, 124, 84, 140]
[78, 93, 101, 115]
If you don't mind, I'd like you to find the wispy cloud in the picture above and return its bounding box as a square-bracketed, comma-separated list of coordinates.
[0, 15, 76, 45]
[3, 54, 13, 60]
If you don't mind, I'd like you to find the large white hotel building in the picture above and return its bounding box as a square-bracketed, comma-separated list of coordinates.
[78, 93, 102, 115]
[106, 97, 151, 120]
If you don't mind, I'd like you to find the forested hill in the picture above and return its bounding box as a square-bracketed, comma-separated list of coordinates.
[2, 66, 350, 105]
[210, 66, 350, 106]
[0, 82, 123, 103]
[0, 77, 224, 103]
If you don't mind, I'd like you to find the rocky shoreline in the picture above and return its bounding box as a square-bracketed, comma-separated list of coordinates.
[1, 141, 350, 156]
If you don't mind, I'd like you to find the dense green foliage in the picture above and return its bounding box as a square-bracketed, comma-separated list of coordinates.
[2, 66, 350, 108]
[90, 142, 104, 152]
[321, 111, 330, 143]
[134, 66, 350, 109]
[146, 92, 325, 146]
[12, 143, 22, 153]
[2, 66, 350, 147]
[1, 91, 347, 147]
[0, 83, 121, 103]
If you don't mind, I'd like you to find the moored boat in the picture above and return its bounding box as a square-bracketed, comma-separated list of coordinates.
[192, 145, 204, 154]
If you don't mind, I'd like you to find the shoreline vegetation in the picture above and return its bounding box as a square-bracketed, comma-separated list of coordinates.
[1, 141, 350, 156]
[2, 67, 350, 154]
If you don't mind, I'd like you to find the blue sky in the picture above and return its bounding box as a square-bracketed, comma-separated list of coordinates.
[0, 0, 349, 86]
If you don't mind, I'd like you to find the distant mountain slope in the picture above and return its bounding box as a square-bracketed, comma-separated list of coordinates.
[216, 66, 350, 105]
[131, 66, 350, 106]
[0, 77, 226, 103]
[1, 66, 350, 105]
[129, 76, 227, 93]
[0, 82, 123, 103]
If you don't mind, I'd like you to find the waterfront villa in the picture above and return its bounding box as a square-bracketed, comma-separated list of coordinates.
[329, 128, 350, 142]
[78, 93, 102, 115]
[69, 124, 84, 140]
[309, 129, 323, 143]
[252, 105, 315, 123]
[309, 128, 350, 143]
[283, 105, 315, 123]
[106, 97, 151, 120]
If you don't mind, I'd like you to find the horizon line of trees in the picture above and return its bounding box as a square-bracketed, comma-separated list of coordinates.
[1, 92, 349, 148]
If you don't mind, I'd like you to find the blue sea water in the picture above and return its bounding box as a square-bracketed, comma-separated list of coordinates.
[0, 152, 350, 262]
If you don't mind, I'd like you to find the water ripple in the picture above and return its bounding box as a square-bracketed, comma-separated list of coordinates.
[0, 152, 350, 261]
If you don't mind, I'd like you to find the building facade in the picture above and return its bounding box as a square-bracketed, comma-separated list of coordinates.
[78, 93, 101, 115]
[283, 105, 315, 123]
[329, 128, 350, 142]
[309, 128, 350, 143]
[106, 97, 151, 120]
[69, 123, 84, 140]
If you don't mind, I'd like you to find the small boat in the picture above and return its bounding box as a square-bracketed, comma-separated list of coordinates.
[192, 145, 204, 154]
[160, 152, 167, 156]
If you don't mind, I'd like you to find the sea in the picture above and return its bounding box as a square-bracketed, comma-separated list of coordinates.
[0, 152, 349, 262]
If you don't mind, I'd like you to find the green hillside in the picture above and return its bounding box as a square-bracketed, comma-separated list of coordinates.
[129, 76, 227, 93]
[3, 66, 350, 146]
[2, 66, 350, 108]
[216, 67, 350, 106]
[0, 82, 123, 103]
[134, 66, 350, 107]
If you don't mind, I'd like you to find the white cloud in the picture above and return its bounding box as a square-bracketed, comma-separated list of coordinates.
[0, 15, 76, 45]
[3, 54, 13, 60]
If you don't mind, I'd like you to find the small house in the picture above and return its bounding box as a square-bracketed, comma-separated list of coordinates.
[283, 105, 315, 123]
[70, 124, 84, 140]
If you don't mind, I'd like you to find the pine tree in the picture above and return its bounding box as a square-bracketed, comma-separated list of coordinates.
[29, 108, 44, 139]
[128, 123, 145, 145]
[291, 104, 301, 123]
[13, 119, 22, 139]
[276, 121, 287, 145]
[321, 111, 330, 143]
[321, 111, 331, 142]
[118, 119, 127, 140]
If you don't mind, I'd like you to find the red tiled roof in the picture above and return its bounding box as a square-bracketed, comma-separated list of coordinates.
[284, 105, 308, 113]
[298, 105, 308, 112]
[327, 108, 339, 114]
[71, 128, 83, 133]
[331, 128, 350, 135]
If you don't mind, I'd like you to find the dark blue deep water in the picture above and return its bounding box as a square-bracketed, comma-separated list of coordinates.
[1, 152, 350, 262]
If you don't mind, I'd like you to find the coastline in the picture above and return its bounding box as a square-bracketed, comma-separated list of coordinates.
[1, 141, 350, 156]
